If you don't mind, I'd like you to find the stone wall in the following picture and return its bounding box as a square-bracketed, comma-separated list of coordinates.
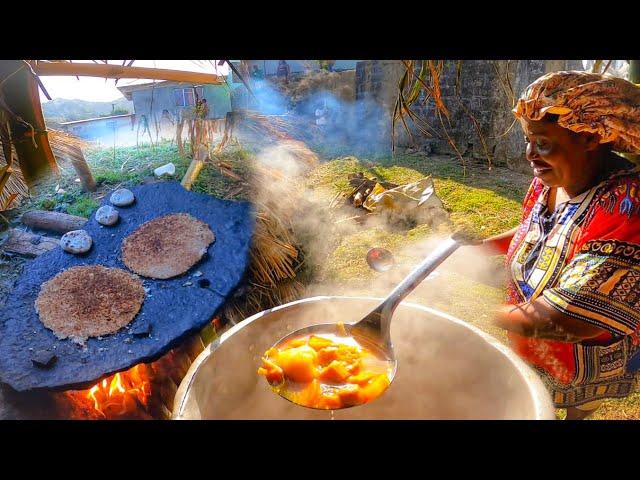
[355, 60, 405, 149]
[354, 60, 583, 170]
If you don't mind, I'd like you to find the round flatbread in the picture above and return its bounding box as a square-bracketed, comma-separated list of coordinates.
[122, 213, 215, 279]
[35, 266, 145, 343]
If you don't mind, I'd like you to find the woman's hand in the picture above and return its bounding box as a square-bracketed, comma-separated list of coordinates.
[492, 299, 607, 342]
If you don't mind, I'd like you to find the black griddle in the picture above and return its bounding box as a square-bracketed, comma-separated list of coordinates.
[0, 181, 254, 391]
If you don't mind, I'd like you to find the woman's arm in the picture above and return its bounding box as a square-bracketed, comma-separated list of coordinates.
[493, 298, 607, 342]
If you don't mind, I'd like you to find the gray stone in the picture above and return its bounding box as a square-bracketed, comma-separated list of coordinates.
[60, 230, 92, 254]
[110, 188, 135, 207]
[95, 205, 119, 226]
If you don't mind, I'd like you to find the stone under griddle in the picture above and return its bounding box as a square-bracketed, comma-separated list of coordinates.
[0, 182, 254, 391]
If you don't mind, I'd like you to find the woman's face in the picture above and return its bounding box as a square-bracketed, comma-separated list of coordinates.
[520, 117, 597, 189]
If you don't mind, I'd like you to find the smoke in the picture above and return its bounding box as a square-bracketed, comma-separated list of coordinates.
[247, 78, 392, 157]
[248, 140, 506, 333]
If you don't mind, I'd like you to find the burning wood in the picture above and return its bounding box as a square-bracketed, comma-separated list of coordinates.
[84, 364, 152, 419]
[63, 325, 218, 420]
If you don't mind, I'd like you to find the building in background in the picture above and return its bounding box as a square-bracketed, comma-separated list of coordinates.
[117, 80, 235, 122]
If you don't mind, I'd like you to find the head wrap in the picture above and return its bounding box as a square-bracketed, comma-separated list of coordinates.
[513, 71, 640, 155]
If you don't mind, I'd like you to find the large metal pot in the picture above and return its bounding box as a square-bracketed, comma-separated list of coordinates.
[173, 296, 555, 419]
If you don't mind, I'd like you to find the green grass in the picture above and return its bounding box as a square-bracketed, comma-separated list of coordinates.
[36, 198, 57, 211]
[23, 142, 252, 221]
[66, 195, 99, 218]
[307, 155, 529, 238]
[85, 141, 187, 187]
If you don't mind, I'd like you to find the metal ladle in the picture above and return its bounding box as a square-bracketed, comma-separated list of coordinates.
[269, 231, 481, 407]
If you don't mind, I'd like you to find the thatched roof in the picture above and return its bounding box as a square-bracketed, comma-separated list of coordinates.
[0, 128, 88, 211]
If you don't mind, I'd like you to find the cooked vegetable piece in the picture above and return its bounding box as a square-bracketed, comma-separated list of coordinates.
[358, 374, 391, 403]
[276, 345, 318, 383]
[257, 358, 284, 386]
[319, 360, 352, 383]
[336, 384, 361, 407]
[258, 332, 391, 409]
[308, 335, 334, 351]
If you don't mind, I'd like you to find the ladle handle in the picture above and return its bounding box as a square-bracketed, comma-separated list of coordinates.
[379, 236, 460, 319]
[354, 232, 481, 346]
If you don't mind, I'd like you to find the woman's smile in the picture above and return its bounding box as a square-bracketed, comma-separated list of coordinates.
[531, 161, 552, 177]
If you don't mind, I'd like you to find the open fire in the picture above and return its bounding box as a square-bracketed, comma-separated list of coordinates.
[59, 319, 223, 420]
[85, 364, 152, 418]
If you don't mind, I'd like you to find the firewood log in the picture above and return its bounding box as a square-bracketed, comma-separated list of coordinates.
[21, 210, 87, 233]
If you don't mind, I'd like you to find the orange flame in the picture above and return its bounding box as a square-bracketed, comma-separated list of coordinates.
[85, 364, 151, 418]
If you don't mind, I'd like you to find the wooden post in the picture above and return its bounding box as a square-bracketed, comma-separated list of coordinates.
[67, 146, 97, 192]
[32, 61, 225, 85]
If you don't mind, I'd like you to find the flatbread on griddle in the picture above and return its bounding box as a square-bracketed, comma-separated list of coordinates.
[35, 266, 145, 343]
[121, 213, 215, 279]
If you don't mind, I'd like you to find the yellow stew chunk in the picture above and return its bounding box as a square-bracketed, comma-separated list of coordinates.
[258, 333, 391, 409]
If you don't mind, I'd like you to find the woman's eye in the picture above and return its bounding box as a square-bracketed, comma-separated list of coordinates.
[536, 140, 550, 150]
[524, 136, 530, 143]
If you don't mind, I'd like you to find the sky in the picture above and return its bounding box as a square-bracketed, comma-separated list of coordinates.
[38, 60, 230, 103]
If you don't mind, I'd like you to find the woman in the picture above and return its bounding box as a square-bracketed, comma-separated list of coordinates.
[277, 60, 290, 84]
[480, 71, 640, 419]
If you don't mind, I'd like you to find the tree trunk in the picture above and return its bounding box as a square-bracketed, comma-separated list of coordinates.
[21, 210, 87, 233]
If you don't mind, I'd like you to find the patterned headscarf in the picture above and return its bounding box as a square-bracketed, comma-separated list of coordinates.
[513, 71, 640, 155]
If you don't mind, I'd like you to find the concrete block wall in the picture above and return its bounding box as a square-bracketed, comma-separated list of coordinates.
[355, 60, 583, 170]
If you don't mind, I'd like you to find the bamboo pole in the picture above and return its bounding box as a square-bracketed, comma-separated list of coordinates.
[32, 62, 225, 85]
[181, 144, 208, 190]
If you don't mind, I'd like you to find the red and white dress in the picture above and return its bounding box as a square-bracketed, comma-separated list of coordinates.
[506, 164, 640, 407]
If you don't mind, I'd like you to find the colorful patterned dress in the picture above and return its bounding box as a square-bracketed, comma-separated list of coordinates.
[506, 164, 640, 407]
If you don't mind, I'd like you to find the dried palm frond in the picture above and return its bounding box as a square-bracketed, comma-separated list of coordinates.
[0, 164, 27, 210]
[393, 60, 510, 170]
[0, 112, 27, 210]
[48, 128, 88, 165]
[222, 278, 305, 326]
